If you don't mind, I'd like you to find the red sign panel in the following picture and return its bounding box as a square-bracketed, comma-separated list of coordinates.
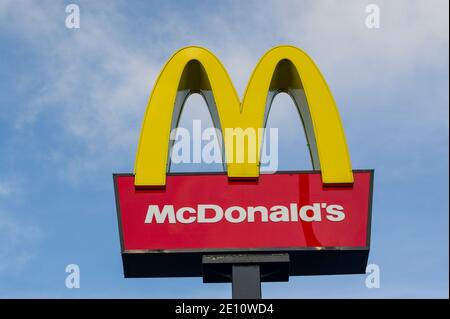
[114, 171, 373, 252]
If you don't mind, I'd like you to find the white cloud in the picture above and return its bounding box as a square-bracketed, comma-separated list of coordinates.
[0, 182, 12, 197]
[0, 178, 22, 198]
[0, 210, 42, 274]
[268, 0, 449, 124]
[0, 0, 447, 182]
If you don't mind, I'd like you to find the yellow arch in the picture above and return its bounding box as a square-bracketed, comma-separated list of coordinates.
[134, 45, 353, 187]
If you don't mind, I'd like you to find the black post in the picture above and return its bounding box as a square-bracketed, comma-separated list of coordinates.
[232, 265, 261, 299]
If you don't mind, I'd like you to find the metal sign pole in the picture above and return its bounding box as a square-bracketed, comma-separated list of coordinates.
[232, 265, 261, 299]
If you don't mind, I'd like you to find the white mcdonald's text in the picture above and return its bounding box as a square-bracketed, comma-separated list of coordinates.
[144, 203, 345, 224]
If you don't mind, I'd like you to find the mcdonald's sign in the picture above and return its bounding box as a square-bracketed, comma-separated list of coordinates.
[113, 46, 374, 279]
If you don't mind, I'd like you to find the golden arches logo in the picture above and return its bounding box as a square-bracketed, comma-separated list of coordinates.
[134, 45, 353, 187]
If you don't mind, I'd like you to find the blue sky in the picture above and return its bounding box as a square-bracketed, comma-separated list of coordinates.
[0, 0, 448, 298]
